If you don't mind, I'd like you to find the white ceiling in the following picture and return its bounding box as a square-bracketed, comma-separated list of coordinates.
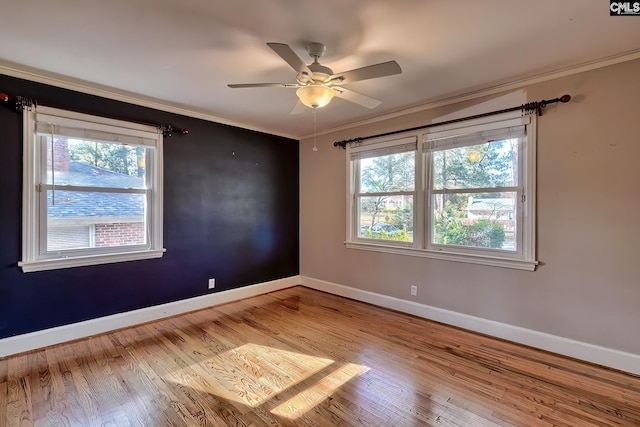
[1, 1, 639, 139]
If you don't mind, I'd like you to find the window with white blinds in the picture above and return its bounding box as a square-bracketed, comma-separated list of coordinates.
[346, 111, 537, 271]
[19, 106, 165, 272]
[350, 136, 417, 244]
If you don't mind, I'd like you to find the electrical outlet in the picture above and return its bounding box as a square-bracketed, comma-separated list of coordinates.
[208, 278, 215, 289]
[410, 285, 417, 296]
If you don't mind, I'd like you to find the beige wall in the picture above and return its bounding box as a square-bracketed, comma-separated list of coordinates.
[300, 59, 640, 356]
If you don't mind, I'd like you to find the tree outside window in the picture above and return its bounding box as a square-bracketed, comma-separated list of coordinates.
[431, 139, 518, 251]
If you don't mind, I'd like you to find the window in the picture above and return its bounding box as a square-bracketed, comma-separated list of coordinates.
[346, 112, 537, 270]
[19, 106, 165, 272]
[351, 137, 417, 243]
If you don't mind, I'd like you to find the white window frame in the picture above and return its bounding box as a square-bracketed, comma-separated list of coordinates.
[346, 111, 537, 271]
[19, 106, 165, 272]
[349, 136, 419, 248]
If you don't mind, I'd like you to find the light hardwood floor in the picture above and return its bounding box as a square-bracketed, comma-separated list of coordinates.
[1, 286, 639, 426]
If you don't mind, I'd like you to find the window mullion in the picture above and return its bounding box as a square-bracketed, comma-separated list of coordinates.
[421, 147, 431, 250]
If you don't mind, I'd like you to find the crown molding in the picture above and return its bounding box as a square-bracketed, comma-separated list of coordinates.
[2, 49, 639, 142]
[0, 59, 298, 140]
[299, 49, 640, 140]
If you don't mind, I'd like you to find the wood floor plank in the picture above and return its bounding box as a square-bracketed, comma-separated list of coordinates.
[6, 354, 33, 427]
[2, 286, 639, 426]
[107, 332, 199, 427]
[28, 350, 52, 426]
[116, 324, 225, 427]
[0, 356, 7, 427]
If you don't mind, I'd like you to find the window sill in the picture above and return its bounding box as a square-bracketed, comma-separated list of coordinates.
[19, 249, 166, 273]
[345, 241, 537, 271]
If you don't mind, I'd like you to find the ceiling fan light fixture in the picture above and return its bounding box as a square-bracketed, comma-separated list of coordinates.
[296, 84, 335, 108]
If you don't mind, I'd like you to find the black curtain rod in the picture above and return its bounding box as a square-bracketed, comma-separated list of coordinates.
[0, 91, 189, 137]
[333, 94, 571, 149]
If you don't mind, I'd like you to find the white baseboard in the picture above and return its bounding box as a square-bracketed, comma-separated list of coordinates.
[300, 276, 640, 376]
[5, 274, 639, 376]
[0, 276, 300, 358]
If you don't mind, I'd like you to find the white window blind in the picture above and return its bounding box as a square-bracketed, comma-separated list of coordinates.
[35, 110, 158, 147]
[424, 116, 530, 151]
[425, 125, 526, 152]
[349, 136, 417, 160]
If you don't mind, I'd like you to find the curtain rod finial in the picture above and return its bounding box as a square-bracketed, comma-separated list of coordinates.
[157, 124, 189, 138]
[560, 94, 571, 103]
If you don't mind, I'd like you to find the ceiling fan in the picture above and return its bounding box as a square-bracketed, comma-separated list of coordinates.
[228, 42, 402, 113]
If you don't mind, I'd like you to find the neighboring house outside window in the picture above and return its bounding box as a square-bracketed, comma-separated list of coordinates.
[346, 111, 537, 271]
[45, 137, 147, 251]
[20, 106, 165, 272]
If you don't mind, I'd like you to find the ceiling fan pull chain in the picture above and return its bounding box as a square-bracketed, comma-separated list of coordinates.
[313, 107, 318, 152]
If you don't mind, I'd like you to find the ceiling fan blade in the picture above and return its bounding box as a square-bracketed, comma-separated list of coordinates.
[227, 83, 298, 88]
[290, 100, 307, 115]
[331, 60, 402, 84]
[333, 87, 382, 109]
[267, 43, 312, 75]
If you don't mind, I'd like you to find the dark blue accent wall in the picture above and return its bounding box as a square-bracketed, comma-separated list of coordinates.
[0, 74, 299, 338]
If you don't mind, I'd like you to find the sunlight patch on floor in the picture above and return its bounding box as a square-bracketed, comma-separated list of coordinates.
[164, 343, 334, 407]
[270, 362, 371, 419]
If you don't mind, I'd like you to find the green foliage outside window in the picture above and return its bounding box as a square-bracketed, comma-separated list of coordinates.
[68, 139, 145, 177]
[433, 201, 505, 249]
[360, 226, 411, 242]
[390, 203, 413, 232]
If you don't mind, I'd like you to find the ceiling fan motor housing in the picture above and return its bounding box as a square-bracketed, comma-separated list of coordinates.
[307, 42, 326, 59]
[296, 43, 333, 84]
